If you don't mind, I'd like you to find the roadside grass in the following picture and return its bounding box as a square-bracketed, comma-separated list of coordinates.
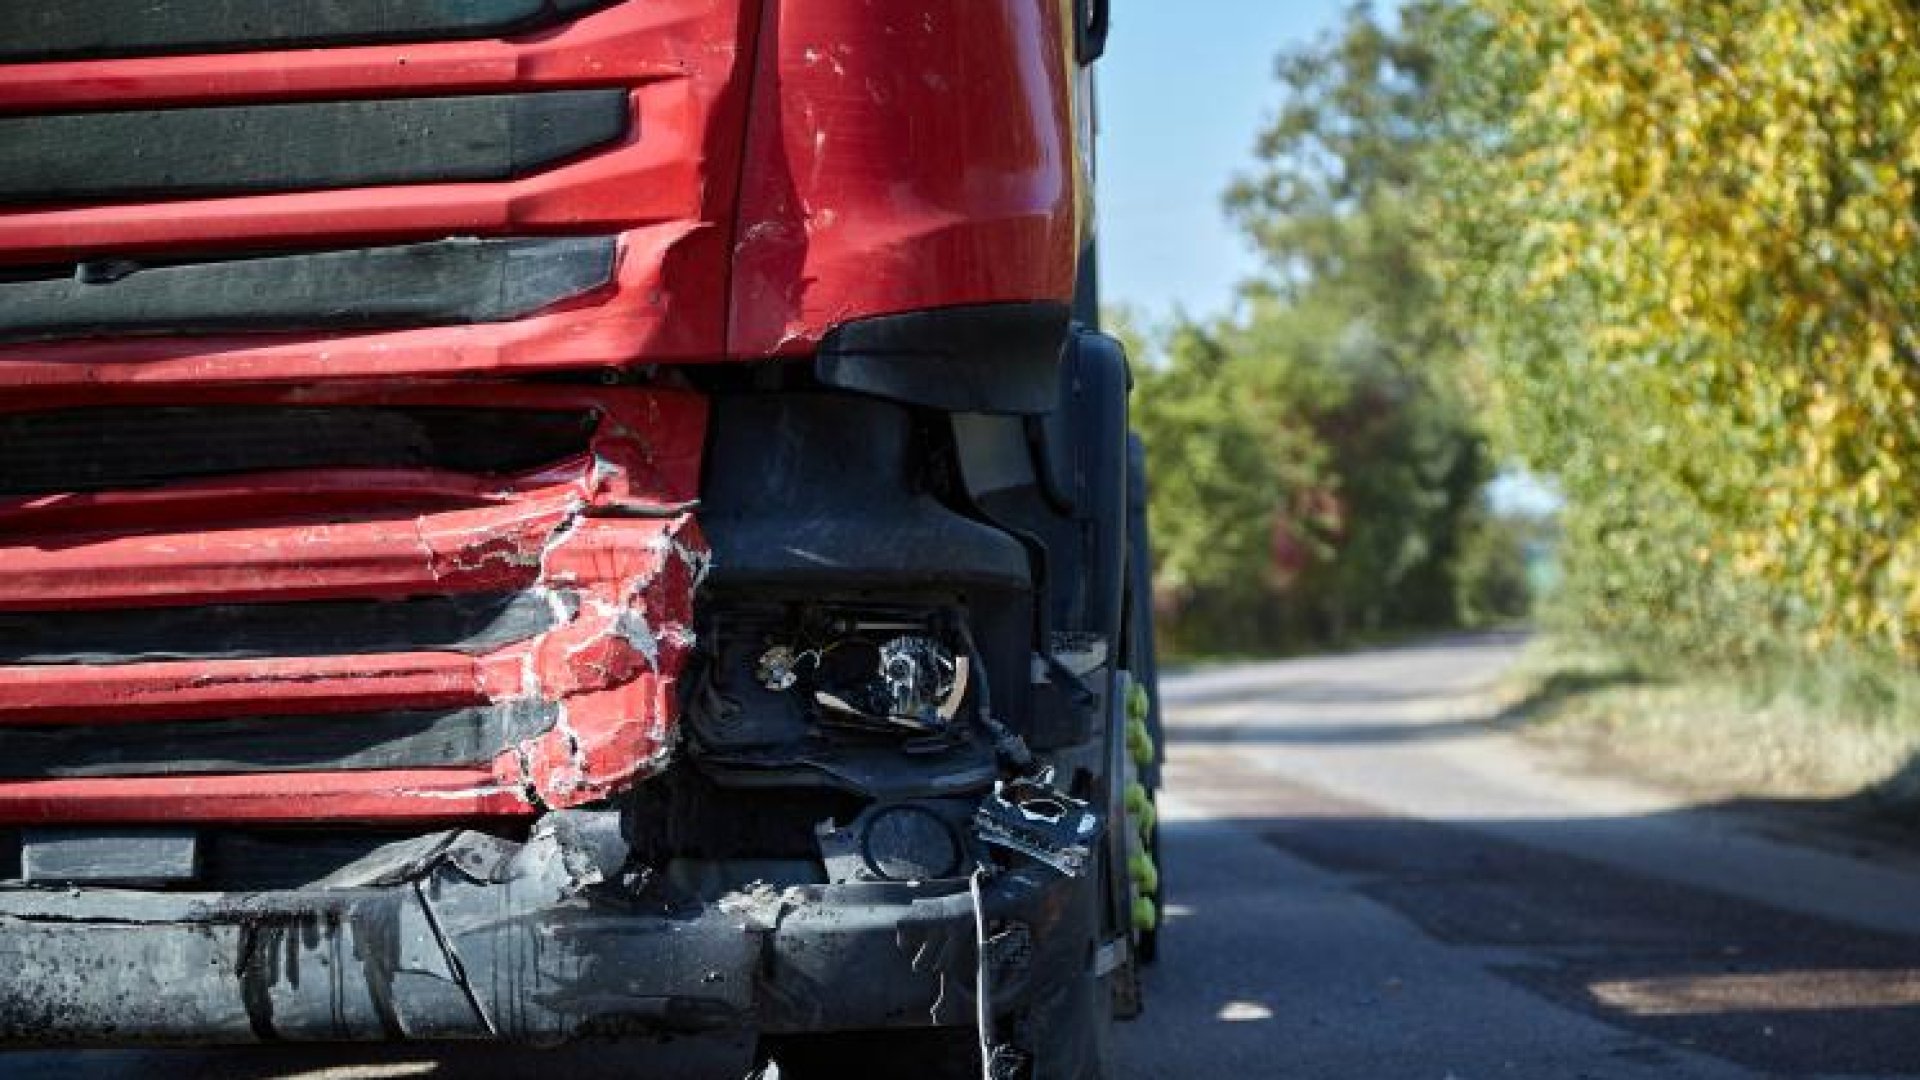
[1497, 639, 1920, 821]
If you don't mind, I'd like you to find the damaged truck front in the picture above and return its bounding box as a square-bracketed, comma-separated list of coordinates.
[0, 1, 1164, 1076]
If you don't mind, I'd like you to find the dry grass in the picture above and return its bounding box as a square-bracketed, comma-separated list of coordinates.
[1497, 641, 1920, 815]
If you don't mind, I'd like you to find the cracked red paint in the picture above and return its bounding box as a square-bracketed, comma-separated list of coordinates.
[507, 511, 708, 807]
[0, 384, 709, 823]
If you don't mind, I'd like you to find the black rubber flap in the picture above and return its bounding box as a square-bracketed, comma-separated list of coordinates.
[0, 236, 619, 344]
[0, 0, 610, 63]
[815, 302, 1072, 415]
[0, 90, 629, 204]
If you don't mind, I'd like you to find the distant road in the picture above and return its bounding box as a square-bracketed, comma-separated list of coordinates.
[1117, 634, 1920, 1079]
[7, 635, 1918, 1078]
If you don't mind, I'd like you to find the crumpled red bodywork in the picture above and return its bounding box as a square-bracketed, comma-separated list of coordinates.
[0, 385, 707, 823]
[0, 0, 1081, 825]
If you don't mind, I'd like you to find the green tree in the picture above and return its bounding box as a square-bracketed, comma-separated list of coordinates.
[1124, 3, 1499, 653]
[1223, 1, 1490, 640]
[1433, 0, 1920, 666]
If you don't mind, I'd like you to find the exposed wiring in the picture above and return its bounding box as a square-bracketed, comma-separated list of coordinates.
[970, 866, 993, 1080]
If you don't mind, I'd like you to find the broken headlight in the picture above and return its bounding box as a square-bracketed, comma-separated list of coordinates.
[755, 622, 969, 736]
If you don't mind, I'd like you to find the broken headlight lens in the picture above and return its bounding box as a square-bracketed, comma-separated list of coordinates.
[755, 627, 969, 735]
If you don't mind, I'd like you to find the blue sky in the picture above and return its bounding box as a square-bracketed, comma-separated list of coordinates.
[1094, 2, 1559, 513]
[1097, 0, 1351, 321]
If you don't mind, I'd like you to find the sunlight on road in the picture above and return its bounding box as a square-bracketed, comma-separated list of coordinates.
[1591, 971, 1920, 1017]
[1213, 1002, 1274, 1023]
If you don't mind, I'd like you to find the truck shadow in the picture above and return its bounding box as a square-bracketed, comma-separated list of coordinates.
[0, 1035, 756, 1080]
[1124, 797, 1920, 1079]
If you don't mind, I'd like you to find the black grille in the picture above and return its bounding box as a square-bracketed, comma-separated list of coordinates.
[0, 90, 629, 204]
[0, 702, 555, 779]
[0, 405, 598, 497]
[0, 0, 613, 63]
[0, 593, 559, 666]
[0, 237, 619, 345]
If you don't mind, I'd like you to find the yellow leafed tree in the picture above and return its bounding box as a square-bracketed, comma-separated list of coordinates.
[1434, 0, 1920, 662]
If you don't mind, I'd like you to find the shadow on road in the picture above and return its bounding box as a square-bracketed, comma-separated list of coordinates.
[1865, 749, 1920, 828]
[1130, 767, 1920, 1078]
[0, 1035, 755, 1080]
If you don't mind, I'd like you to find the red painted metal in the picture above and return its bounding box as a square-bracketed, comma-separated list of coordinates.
[0, 497, 571, 612]
[0, 0, 760, 389]
[0, 0, 1089, 827]
[0, 0, 1085, 388]
[727, 0, 1082, 357]
[0, 385, 708, 823]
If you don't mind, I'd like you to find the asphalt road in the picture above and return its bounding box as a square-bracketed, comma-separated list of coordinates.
[6, 635, 1919, 1078]
[1116, 634, 1920, 1079]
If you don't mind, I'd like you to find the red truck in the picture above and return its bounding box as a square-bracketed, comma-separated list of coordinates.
[0, 2, 1164, 1076]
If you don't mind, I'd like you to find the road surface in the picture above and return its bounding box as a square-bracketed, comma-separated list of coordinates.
[1117, 634, 1920, 1079]
[5, 634, 1919, 1078]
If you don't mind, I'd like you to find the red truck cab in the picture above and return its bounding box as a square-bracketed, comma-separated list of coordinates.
[0, 3, 1163, 1076]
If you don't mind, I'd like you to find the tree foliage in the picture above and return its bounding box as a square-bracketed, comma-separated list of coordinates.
[1129, 3, 1494, 654]
[1431, 0, 1920, 665]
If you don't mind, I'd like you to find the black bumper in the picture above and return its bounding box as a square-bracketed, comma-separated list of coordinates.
[0, 812, 1076, 1047]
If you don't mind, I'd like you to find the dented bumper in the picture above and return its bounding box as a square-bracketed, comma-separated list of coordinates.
[0, 812, 1077, 1046]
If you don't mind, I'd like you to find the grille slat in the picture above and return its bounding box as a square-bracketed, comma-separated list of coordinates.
[0, 0, 611, 63]
[0, 703, 554, 778]
[0, 237, 618, 346]
[0, 404, 597, 498]
[0, 592, 558, 666]
[0, 91, 629, 205]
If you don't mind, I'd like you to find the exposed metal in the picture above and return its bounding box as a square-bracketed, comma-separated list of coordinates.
[972, 772, 1104, 878]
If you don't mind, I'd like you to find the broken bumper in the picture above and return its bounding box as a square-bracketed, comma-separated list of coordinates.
[0, 813, 1078, 1046]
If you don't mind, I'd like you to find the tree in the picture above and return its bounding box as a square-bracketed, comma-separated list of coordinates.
[1223, 2, 1490, 639]
[1433, 0, 1920, 665]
